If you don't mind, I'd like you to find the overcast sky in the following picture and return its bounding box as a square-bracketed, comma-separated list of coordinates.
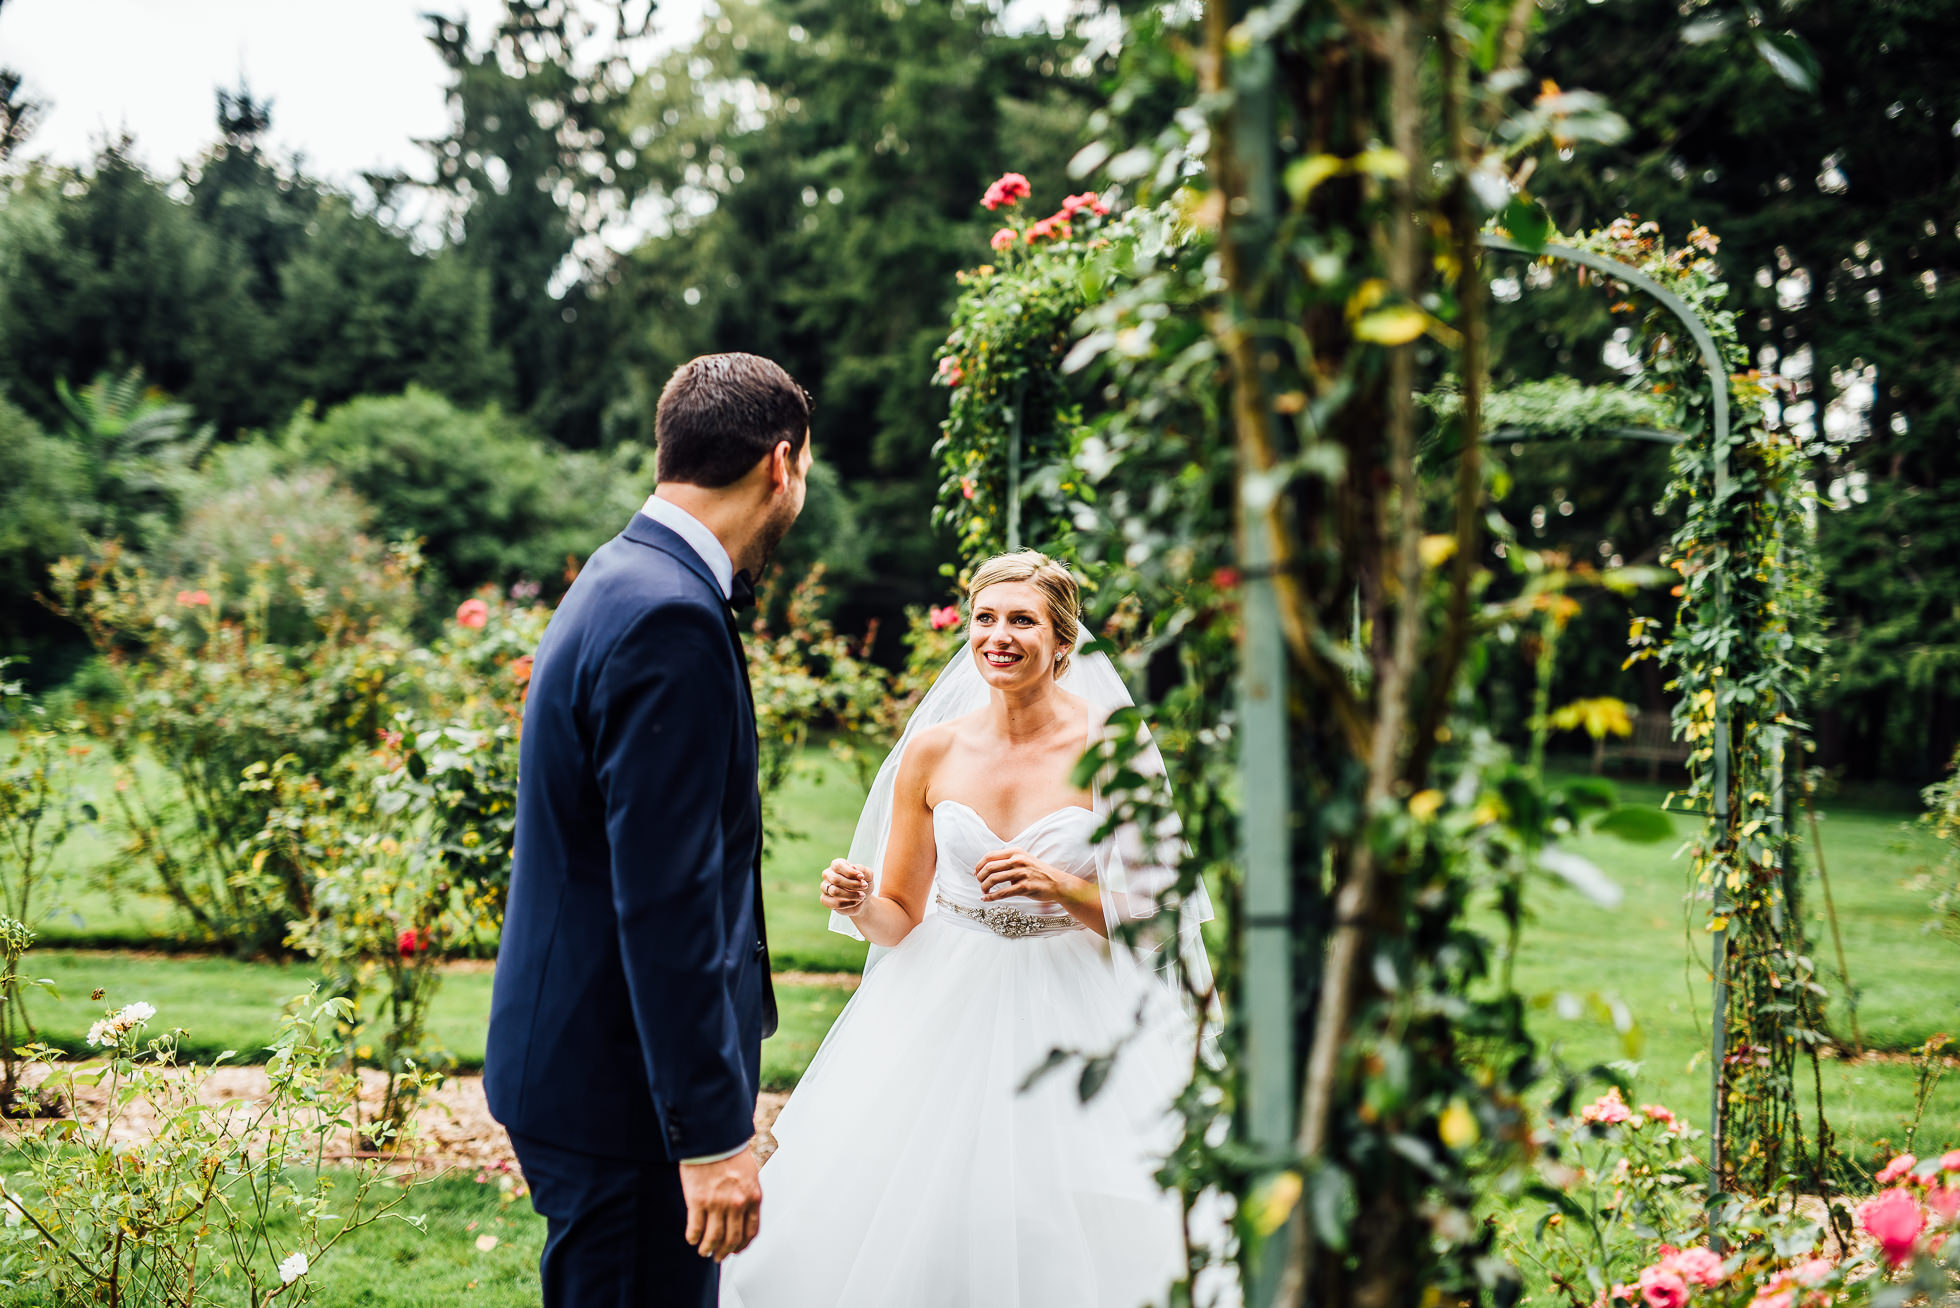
[0, 0, 709, 184]
[1, 1, 1066, 187]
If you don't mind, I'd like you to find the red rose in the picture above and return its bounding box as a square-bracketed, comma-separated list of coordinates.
[398, 928, 422, 957]
[980, 172, 1031, 211]
[1060, 191, 1109, 219]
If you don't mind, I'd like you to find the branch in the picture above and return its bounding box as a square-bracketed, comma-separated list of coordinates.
[1284, 4, 1430, 1297]
[1407, 5, 1490, 780]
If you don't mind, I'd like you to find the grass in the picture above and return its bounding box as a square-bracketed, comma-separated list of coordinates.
[29, 738, 875, 970]
[19, 951, 849, 1091]
[1, 1170, 549, 1308]
[10, 737, 1960, 1297]
[1499, 766, 1960, 1166]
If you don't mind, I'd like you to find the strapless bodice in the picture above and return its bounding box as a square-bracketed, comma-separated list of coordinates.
[929, 801, 1098, 927]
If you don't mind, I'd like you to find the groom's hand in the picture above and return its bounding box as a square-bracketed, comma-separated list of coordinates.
[680, 1149, 763, 1261]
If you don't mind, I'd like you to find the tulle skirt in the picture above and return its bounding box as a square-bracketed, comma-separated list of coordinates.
[719, 913, 1198, 1308]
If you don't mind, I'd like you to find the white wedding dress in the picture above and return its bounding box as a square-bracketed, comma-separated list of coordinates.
[718, 798, 1197, 1308]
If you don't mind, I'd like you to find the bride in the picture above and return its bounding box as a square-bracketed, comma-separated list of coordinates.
[719, 550, 1221, 1308]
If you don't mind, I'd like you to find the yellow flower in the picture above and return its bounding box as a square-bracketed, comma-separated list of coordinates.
[1439, 1098, 1480, 1149]
[1408, 790, 1445, 822]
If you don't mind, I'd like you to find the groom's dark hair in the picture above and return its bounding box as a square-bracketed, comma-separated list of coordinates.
[654, 353, 812, 488]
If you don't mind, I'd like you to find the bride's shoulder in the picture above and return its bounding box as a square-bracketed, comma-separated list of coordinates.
[908, 710, 981, 759]
[903, 714, 975, 769]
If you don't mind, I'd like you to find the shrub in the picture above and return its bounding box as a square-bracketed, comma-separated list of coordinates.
[283, 388, 650, 598]
[47, 546, 422, 954]
[0, 398, 85, 646]
[0, 665, 90, 1102]
[1503, 1081, 1960, 1308]
[0, 989, 428, 1305]
[158, 443, 402, 649]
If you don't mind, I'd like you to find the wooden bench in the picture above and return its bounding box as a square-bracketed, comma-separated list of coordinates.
[1593, 709, 1691, 781]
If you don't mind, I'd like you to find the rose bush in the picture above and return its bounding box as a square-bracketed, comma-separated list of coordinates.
[1506, 1083, 1960, 1308]
[0, 989, 429, 1305]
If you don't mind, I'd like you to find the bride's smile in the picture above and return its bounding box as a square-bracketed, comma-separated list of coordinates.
[969, 580, 1062, 690]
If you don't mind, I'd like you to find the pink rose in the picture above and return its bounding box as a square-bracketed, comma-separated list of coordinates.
[1060, 190, 1110, 219]
[960, 476, 976, 501]
[1581, 1087, 1632, 1125]
[1749, 1283, 1794, 1308]
[1927, 1184, 1960, 1223]
[1638, 1265, 1689, 1308]
[1790, 1259, 1833, 1287]
[1858, 1188, 1926, 1267]
[989, 227, 1016, 252]
[928, 604, 961, 632]
[1941, 1150, 1960, 1174]
[1667, 1247, 1723, 1288]
[1875, 1154, 1917, 1186]
[456, 598, 490, 629]
[980, 172, 1030, 211]
[1641, 1104, 1677, 1127]
[936, 355, 965, 387]
[176, 589, 212, 607]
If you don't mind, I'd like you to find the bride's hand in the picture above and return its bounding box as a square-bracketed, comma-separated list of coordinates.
[976, 848, 1089, 908]
[820, 859, 872, 917]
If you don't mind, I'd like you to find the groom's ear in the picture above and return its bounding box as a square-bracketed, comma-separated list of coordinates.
[769, 434, 810, 493]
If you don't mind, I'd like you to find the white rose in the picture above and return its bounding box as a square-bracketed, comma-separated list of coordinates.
[278, 1251, 309, 1284]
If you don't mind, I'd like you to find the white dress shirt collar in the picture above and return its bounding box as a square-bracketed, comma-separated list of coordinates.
[639, 494, 734, 601]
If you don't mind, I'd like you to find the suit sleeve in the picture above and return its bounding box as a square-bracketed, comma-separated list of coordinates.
[591, 601, 753, 1161]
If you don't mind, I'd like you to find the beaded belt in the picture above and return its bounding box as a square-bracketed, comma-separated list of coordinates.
[935, 893, 1083, 940]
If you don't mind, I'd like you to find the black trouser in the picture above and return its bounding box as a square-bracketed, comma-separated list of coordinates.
[508, 1131, 716, 1308]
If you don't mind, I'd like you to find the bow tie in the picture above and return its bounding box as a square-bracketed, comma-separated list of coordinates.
[729, 569, 757, 614]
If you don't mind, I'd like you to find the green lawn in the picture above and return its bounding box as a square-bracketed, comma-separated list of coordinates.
[1, 1171, 549, 1308]
[23, 951, 848, 1091]
[31, 739, 875, 971]
[1499, 768, 1959, 1166]
[10, 740, 1959, 1299]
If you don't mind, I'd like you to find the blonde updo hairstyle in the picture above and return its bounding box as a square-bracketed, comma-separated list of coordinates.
[964, 550, 1082, 677]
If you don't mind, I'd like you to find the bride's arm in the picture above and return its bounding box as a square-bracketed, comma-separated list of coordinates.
[831, 730, 946, 948]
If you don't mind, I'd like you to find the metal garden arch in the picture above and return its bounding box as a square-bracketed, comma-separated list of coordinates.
[1235, 232, 1761, 1306]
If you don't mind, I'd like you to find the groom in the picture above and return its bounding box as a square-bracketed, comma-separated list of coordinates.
[487, 353, 811, 1305]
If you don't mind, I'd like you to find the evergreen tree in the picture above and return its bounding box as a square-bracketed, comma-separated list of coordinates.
[1527, 0, 1960, 780]
[619, 0, 1094, 604]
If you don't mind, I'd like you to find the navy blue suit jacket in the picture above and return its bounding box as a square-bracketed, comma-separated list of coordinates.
[486, 513, 776, 1163]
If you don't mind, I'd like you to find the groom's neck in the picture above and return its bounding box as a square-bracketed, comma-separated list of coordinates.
[654, 483, 763, 577]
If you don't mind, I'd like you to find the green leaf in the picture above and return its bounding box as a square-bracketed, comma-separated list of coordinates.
[1355, 305, 1429, 345]
[1500, 196, 1551, 253]
[1752, 32, 1820, 93]
[1538, 847, 1623, 908]
[1560, 776, 1618, 812]
[1077, 1054, 1115, 1102]
[1307, 1163, 1358, 1251]
[1284, 154, 1344, 204]
[1595, 804, 1674, 844]
[1018, 1048, 1071, 1094]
